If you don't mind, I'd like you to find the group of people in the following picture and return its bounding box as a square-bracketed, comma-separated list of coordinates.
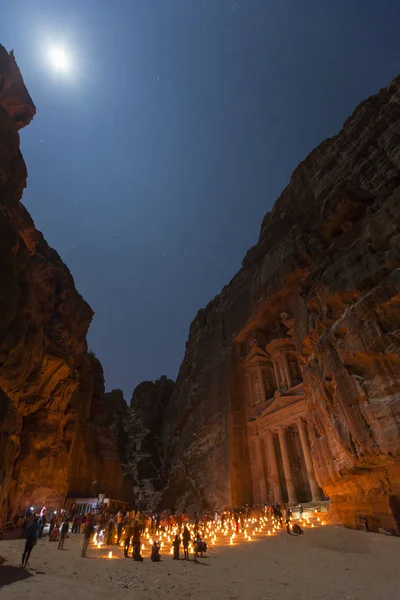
[18, 500, 308, 567]
[19, 507, 94, 566]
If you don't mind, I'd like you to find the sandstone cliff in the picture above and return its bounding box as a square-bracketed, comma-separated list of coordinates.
[127, 376, 174, 509]
[160, 75, 400, 532]
[66, 360, 132, 502]
[0, 46, 128, 520]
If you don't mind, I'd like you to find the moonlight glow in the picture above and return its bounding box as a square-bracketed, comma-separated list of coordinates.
[48, 46, 70, 72]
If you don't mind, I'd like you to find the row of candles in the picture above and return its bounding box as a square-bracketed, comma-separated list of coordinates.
[92, 510, 327, 559]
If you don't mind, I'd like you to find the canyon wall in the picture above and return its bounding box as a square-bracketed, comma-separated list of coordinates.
[160, 75, 400, 532]
[0, 45, 129, 520]
[127, 376, 174, 509]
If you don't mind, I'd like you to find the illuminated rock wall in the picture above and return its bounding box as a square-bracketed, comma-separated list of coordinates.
[0, 45, 128, 519]
[161, 75, 400, 533]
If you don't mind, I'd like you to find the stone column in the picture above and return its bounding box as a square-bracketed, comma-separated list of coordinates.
[277, 427, 298, 504]
[297, 419, 322, 502]
[253, 434, 267, 501]
[282, 353, 293, 389]
[246, 373, 254, 407]
[272, 359, 281, 390]
[257, 365, 267, 403]
[265, 430, 282, 502]
[248, 436, 260, 502]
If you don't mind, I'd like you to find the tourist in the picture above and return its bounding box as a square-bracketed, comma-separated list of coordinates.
[58, 518, 69, 550]
[292, 523, 304, 535]
[151, 540, 161, 562]
[298, 504, 303, 517]
[49, 514, 57, 537]
[22, 511, 34, 539]
[38, 512, 47, 538]
[106, 517, 115, 545]
[81, 518, 94, 557]
[72, 514, 82, 534]
[49, 522, 60, 541]
[182, 525, 190, 560]
[123, 520, 133, 557]
[195, 534, 207, 558]
[22, 516, 40, 567]
[117, 518, 124, 544]
[172, 534, 181, 560]
[132, 521, 143, 561]
[81, 513, 87, 533]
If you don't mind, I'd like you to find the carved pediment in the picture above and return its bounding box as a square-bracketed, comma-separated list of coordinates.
[243, 339, 271, 366]
[262, 392, 304, 416]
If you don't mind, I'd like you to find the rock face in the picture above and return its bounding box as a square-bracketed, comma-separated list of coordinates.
[128, 376, 174, 509]
[0, 46, 128, 520]
[160, 75, 400, 532]
[66, 358, 132, 502]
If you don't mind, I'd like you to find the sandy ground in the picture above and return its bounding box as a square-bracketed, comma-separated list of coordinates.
[0, 525, 399, 600]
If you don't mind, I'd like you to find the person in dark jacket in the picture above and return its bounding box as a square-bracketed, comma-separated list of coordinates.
[132, 521, 143, 561]
[22, 517, 40, 566]
[38, 513, 47, 539]
[172, 534, 181, 560]
[182, 526, 190, 560]
[151, 540, 161, 562]
[81, 519, 94, 557]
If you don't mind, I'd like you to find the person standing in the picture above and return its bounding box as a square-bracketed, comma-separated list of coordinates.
[106, 518, 115, 545]
[172, 534, 181, 560]
[22, 516, 40, 567]
[38, 513, 47, 538]
[81, 518, 94, 557]
[132, 521, 143, 561]
[182, 525, 190, 561]
[58, 518, 69, 550]
[123, 521, 132, 558]
[117, 518, 124, 545]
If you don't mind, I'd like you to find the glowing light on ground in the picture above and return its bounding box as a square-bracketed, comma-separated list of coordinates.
[90, 509, 327, 561]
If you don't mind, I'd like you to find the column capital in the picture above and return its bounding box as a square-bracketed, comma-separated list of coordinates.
[276, 425, 287, 435]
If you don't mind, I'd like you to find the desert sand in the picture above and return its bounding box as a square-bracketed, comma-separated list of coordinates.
[0, 525, 399, 600]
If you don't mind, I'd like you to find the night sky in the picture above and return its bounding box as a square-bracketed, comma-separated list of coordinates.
[1, 1, 399, 398]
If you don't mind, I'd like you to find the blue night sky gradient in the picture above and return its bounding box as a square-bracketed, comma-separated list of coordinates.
[1, 1, 400, 398]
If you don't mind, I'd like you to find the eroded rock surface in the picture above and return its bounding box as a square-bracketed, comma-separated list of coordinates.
[0, 46, 128, 519]
[127, 376, 174, 509]
[160, 75, 400, 531]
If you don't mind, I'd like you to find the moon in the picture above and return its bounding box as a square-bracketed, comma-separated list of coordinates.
[48, 46, 70, 72]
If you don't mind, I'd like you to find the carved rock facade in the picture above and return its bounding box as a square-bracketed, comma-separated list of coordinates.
[0, 46, 128, 519]
[160, 75, 400, 533]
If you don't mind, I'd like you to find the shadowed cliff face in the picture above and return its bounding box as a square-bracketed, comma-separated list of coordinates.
[0, 46, 128, 519]
[160, 75, 400, 531]
[127, 376, 174, 509]
[67, 360, 132, 502]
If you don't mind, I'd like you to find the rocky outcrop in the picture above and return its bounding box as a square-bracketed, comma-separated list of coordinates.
[160, 75, 400, 531]
[67, 360, 132, 502]
[128, 376, 174, 509]
[0, 45, 128, 520]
